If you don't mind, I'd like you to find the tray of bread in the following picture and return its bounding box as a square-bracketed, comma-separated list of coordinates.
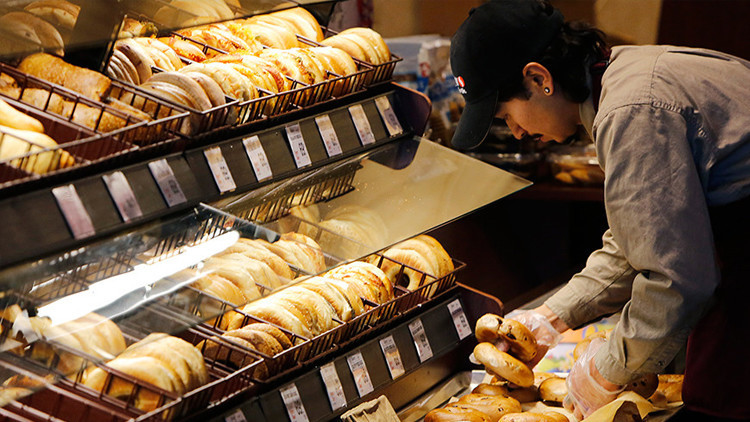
[0, 202, 464, 421]
[417, 314, 685, 422]
[104, 6, 399, 128]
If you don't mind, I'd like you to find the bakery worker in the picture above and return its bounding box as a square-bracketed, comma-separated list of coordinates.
[450, 0, 750, 420]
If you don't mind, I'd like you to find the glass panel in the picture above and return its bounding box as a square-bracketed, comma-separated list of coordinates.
[0, 205, 297, 380]
[216, 137, 532, 261]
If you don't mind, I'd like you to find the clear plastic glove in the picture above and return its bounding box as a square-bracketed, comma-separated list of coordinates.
[504, 309, 563, 367]
[563, 337, 624, 420]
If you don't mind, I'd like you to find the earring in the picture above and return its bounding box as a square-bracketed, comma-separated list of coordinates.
[544, 87, 551, 94]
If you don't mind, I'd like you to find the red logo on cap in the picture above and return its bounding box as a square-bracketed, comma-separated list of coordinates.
[456, 76, 465, 88]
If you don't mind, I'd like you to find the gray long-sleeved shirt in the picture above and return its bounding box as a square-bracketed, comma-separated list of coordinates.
[545, 45, 750, 384]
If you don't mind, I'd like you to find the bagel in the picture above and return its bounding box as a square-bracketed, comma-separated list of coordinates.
[195, 274, 246, 330]
[270, 7, 323, 42]
[474, 342, 534, 387]
[455, 394, 522, 420]
[273, 286, 338, 335]
[425, 405, 492, 422]
[499, 412, 569, 422]
[24, 0, 80, 31]
[322, 277, 366, 316]
[242, 322, 292, 350]
[299, 276, 354, 321]
[229, 300, 313, 339]
[0, 12, 64, 56]
[147, 71, 213, 111]
[202, 257, 263, 300]
[216, 253, 282, 290]
[472, 383, 540, 403]
[159, 37, 207, 62]
[182, 71, 227, 107]
[538, 376, 567, 403]
[474, 313, 538, 362]
[228, 238, 294, 280]
[197, 335, 258, 369]
[242, 21, 298, 49]
[339, 27, 390, 64]
[321, 35, 369, 63]
[180, 62, 258, 101]
[326, 261, 393, 303]
[83, 356, 175, 412]
[378, 248, 434, 291]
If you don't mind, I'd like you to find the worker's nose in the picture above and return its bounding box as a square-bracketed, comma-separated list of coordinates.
[507, 121, 526, 140]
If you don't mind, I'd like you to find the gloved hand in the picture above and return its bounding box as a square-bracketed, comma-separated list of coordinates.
[504, 309, 563, 368]
[563, 337, 624, 420]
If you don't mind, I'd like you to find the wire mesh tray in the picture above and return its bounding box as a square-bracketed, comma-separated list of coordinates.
[316, 27, 403, 87]
[0, 62, 188, 146]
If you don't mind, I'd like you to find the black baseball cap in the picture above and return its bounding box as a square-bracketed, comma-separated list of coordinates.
[450, 0, 564, 149]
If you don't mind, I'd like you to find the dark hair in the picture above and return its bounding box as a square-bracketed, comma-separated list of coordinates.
[497, 20, 608, 103]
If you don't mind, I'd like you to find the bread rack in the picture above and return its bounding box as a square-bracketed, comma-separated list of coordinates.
[0, 202, 465, 421]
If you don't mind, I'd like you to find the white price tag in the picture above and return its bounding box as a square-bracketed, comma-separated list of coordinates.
[320, 362, 347, 410]
[204, 146, 236, 193]
[52, 185, 95, 240]
[379, 335, 405, 379]
[280, 383, 309, 422]
[348, 104, 376, 145]
[285, 123, 312, 168]
[242, 135, 273, 181]
[315, 114, 343, 157]
[347, 351, 374, 397]
[447, 299, 472, 340]
[375, 96, 403, 136]
[102, 171, 143, 223]
[148, 159, 187, 207]
[408, 318, 433, 362]
[224, 409, 247, 422]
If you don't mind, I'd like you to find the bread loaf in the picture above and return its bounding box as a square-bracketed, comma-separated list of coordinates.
[18, 53, 111, 100]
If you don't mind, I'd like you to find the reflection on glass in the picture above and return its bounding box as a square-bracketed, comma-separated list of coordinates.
[216, 137, 531, 261]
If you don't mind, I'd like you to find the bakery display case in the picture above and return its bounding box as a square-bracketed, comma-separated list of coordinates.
[0, 1, 542, 420]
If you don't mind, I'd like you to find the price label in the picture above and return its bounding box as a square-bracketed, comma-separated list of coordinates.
[375, 96, 403, 136]
[148, 159, 187, 207]
[347, 351, 374, 397]
[349, 104, 376, 145]
[204, 146, 236, 193]
[379, 335, 405, 379]
[320, 362, 347, 410]
[447, 299, 472, 340]
[408, 318, 433, 362]
[315, 114, 343, 157]
[52, 184, 95, 240]
[242, 135, 273, 181]
[224, 409, 247, 422]
[285, 123, 312, 168]
[279, 383, 309, 422]
[102, 171, 143, 223]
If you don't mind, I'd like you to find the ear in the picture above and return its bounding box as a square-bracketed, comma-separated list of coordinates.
[522, 62, 554, 94]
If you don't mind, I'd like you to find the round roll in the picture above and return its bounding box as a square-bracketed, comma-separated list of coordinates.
[455, 394, 522, 420]
[230, 300, 312, 339]
[425, 405, 492, 422]
[273, 286, 337, 335]
[299, 276, 354, 321]
[231, 238, 295, 280]
[243, 322, 292, 350]
[538, 376, 567, 403]
[474, 342, 534, 387]
[83, 356, 176, 412]
[338, 27, 390, 64]
[270, 7, 323, 42]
